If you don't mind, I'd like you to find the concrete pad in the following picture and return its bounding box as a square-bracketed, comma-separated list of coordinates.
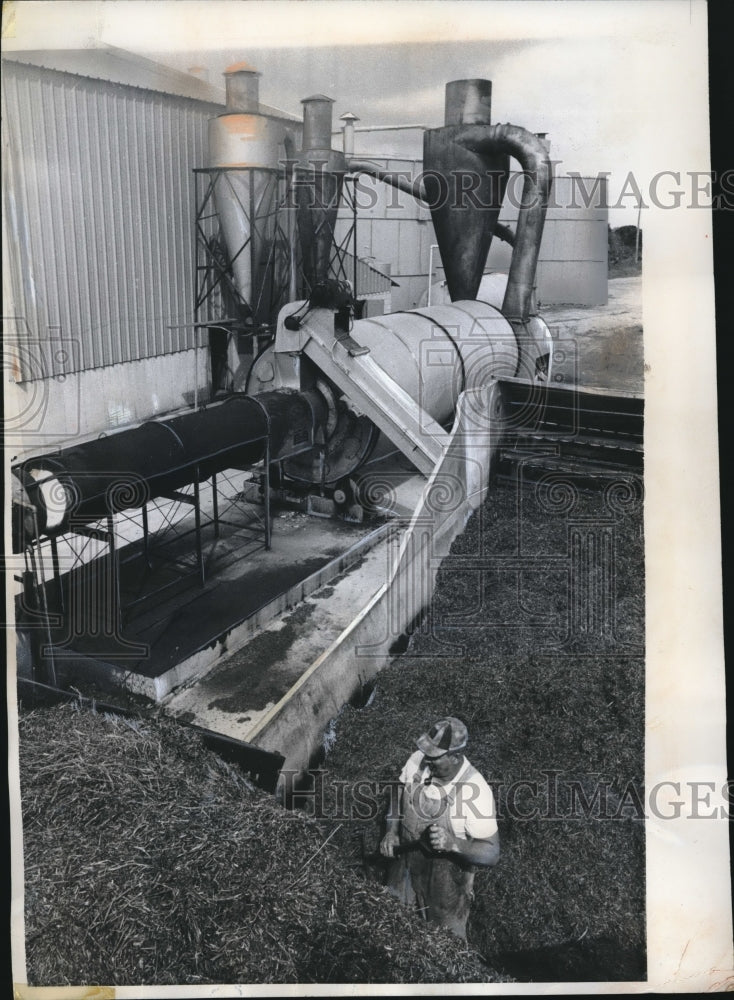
[47, 502, 391, 701]
[160, 530, 399, 744]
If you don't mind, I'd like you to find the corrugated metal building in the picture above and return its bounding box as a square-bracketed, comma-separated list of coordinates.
[3, 50, 607, 461]
[3, 56, 218, 371]
[2, 47, 297, 456]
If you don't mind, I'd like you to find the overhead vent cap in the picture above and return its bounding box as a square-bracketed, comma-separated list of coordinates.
[223, 61, 261, 113]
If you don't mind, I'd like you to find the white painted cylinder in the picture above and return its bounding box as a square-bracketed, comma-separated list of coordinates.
[251, 300, 518, 426]
[208, 113, 282, 169]
[352, 300, 518, 426]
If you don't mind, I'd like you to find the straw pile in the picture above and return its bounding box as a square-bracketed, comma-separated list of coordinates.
[19, 702, 508, 986]
[19, 468, 644, 984]
[322, 476, 646, 981]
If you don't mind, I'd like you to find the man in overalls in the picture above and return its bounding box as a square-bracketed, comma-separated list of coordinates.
[380, 717, 499, 939]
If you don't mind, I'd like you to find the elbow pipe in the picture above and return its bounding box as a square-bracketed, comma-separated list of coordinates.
[494, 221, 515, 248]
[346, 160, 513, 248]
[346, 159, 427, 203]
[454, 123, 552, 323]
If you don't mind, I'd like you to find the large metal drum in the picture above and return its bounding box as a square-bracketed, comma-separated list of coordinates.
[247, 299, 522, 484]
[14, 391, 323, 538]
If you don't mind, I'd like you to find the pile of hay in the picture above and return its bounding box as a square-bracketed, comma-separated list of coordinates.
[18, 467, 644, 985]
[322, 476, 646, 981]
[19, 702, 509, 986]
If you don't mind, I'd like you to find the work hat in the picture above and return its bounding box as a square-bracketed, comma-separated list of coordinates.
[416, 717, 468, 758]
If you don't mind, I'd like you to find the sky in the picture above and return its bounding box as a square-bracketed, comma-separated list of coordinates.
[2, 0, 713, 225]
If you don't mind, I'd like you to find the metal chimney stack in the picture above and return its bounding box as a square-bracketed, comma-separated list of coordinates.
[295, 96, 347, 292]
[224, 62, 261, 112]
[207, 61, 282, 325]
[423, 79, 509, 301]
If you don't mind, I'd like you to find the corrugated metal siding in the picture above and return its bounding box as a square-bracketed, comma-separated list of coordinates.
[2, 61, 220, 379]
[331, 251, 392, 297]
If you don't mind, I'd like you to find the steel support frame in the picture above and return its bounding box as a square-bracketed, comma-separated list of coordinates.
[193, 166, 295, 334]
[19, 448, 273, 644]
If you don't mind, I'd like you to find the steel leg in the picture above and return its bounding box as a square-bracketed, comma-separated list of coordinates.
[264, 441, 272, 550]
[193, 478, 205, 586]
[106, 514, 121, 637]
[212, 472, 220, 539]
[27, 539, 57, 687]
[141, 503, 152, 569]
[49, 534, 64, 614]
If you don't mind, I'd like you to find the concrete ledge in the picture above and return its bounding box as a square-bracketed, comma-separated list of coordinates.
[248, 382, 505, 774]
[57, 522, 392, 703]
[146, 521, 391, 701]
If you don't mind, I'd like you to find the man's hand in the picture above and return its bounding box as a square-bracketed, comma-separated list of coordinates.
[380, 830, 401, 858]
[428, 824, 457, 853]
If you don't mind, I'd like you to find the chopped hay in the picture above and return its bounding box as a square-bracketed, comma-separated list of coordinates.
[19, 702, 508, 986]
[321, 475, 646, 981]
[18, 468, 644, 985]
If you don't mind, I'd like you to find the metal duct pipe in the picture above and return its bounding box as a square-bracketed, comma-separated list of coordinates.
[296, 95, 347, 291]
[345, 161, 516, 247]
[346, 159, 427, 201]
[423, 79, 509, 302]
[224, 62, 261, 113]
[15, 391, 326, 538]
[444, 78, 492, 125]
[454, 123, 552, 323]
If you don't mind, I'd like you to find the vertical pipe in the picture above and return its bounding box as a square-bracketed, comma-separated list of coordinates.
[302, 95, 336, 153]
[454, 123, 552, 323]
[340, 112, 359, 157]
[288, 163, 298, 301]
[427, 244, 438, 305]
[444, 79, 492, 126]
[224, 63, 261, 113]
[249, 168, 256, 311]
[352, 180, 358, 299]
[194, 325, 199, 411]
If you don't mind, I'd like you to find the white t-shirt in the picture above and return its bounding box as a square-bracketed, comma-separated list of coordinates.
[398, 750, 498, 841]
